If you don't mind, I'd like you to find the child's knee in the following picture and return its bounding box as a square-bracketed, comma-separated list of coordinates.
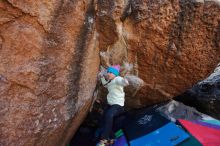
[105, 112, 114, 119]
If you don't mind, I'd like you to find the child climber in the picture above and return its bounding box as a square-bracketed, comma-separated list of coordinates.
[96, 65, 129, 146]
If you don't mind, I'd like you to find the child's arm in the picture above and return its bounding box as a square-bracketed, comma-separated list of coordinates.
[100, 77, 109, 87]
[115, 77, 129, 87]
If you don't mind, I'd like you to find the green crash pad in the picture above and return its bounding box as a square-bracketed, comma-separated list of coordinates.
[177, 134, 202, 146]
[115, 129, 124, 138]
[202, 119, 220, 126]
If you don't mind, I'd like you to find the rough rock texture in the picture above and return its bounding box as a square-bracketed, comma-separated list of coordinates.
[96, 0, 220, 108]
[176, 65, 220, 119]
[0, 0, 99, 146]
[1, 0, 220, 146]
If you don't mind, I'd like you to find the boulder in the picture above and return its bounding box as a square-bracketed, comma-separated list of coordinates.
[175, 66, 220, 119]
[1, 0, 220, 145]
[96, 0, 220, 107]
[0, 0, 99, 146]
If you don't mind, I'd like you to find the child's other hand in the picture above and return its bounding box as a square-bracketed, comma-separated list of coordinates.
[122, 78, 129, 86]
[124, 75, 145, 89]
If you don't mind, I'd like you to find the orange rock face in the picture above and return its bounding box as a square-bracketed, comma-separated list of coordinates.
[0, 0, 220, 145]
[96, 0, 220, 107]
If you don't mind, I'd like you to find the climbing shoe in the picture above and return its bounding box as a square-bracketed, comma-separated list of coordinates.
[96, 139, 108, 146]
[108, 139, 115, 145]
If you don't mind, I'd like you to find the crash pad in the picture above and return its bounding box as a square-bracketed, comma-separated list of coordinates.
[114, 129, 123, 138]
[177, 134, 202, 146]
[202, 119, 220, 126]
[179, 119, 220, 146]
[193, 120, 220, 130]
[112, 135, 128, 146]
[129, 122, 189, 146]
[124, 108, 170, 141]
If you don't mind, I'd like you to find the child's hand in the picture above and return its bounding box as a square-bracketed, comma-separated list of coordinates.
[97, 74, 103, 80]
[124, 75, 145, 89]
[98, 66, 107, 79]
[122, 78, 129, 86]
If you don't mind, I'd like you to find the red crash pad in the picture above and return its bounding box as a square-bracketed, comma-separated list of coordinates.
[178, 119, 220, 146]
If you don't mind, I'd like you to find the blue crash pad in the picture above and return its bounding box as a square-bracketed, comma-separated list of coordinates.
[129, 122, 189, 146]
